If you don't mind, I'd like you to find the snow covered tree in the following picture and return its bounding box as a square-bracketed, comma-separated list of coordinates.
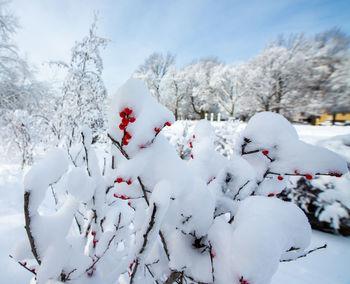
[134, 52, 175, 102]
[58, 15, 108, 146]
[210, 62, 250, 118]
[179, 58, 221, 119]
[15, 78, 348, 284]
[0, 1, 56, 165]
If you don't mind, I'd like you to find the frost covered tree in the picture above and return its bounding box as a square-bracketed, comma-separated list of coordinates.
[58, 15, 108, 146]
[0, 1, 56, 165]
[14, 78, 348, 284]
[179, 58, 221, 119]
[210, 62, 250, 118]
[134, 52, 175, 102]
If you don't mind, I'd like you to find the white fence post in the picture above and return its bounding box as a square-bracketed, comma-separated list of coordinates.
[217, 113, 221, 122]
[205, 113, 208, 120]
[210, 113, 214, 122]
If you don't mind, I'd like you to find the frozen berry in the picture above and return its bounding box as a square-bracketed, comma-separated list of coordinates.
[262, 150, 269, 155]
[123, 139, 129, 146]
[190, 154, 194, 159]
[335, 173, 342, 178]
[125, 132, 132, 140]
[211, 252, 215, 258]
[116, 178, 123, 183]
[277, 176, 284, 181]
[294, 170, 300, 175]
[166, 122, 171, 127]
[193, 135, 196, 139]
[120, 112, 126, 118]
[189, 142, 193, 148]
[268, 193, 275, 197]
[113, 193, 118, 198]
[91, 231, 96, 236]
[119, 124, 126, 130]
[126, 180, 132, 185]
[121, 195, 126, 200]
[129, 117, 136, 123]
[154, 127, 160, 133]
[128, 202, 131, 206]
[305, 174, 313, 180]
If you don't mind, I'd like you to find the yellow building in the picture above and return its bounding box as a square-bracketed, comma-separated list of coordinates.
[316, 113, 350, 125]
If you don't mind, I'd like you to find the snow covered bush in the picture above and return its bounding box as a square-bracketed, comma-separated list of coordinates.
[279, 133, 350, 236]
[14, 78, 348, 284]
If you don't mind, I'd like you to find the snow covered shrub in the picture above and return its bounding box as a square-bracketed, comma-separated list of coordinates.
[14, 78, 348, 284]
[279, 134, 350, 236]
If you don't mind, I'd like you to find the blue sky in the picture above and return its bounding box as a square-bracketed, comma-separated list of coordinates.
[10, 0, 350, 93]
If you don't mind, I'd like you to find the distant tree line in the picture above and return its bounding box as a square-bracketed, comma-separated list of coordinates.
[134, 29, 350, 122]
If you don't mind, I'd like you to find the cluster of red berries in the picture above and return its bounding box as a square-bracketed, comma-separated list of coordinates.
[91, 231, 99, 246]
[119, 107, 136, 145]
[113, 193, 132, 206]
[189, 135, 196, 159]
[154, 121, 172, 133]
[329, 171, 342, 178]
[22, 262, 36, 275]
[115, 177, 132, 185]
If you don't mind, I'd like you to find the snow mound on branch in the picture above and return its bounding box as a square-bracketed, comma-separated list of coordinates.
[241, 112, 348, 178]
[230, 196, 312, 284]
[242, 112, 298, 147]
[24, 148, 69, 214]
[67, 167, 96, 202]
[108, 78, 175, 157]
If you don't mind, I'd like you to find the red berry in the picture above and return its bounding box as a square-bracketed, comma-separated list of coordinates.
[125, 132, 132, 140]
[335, 173, 342, 178]
[123, 139, 129, 146]
[122, 117, 129, 125]
[277, 176, 284, 181]
[126, 180, 132, 185]
[262, 150, 269, 155]
[129, 117, 136, 123]
[166, 122, 171, 127]
[119, 123, 126, 130]
[124, 108, 132, 115]
[193, 135, 196, 139]
[268, 193, 275, 197]
[128, 202, 131, 206]
[93, 240, 99, 244]
[211, 252, 215, 258]
[154, 127, 160, 133]
[294, 170, 300, 175]
[305, 174, 313, 180]
[23, 262, 27, 266]
[116, 178, 123, 183]
[87, 271, 93, 277]
[120, 112, 126, 118]
[31, 269, 35, 273]
[121, 195, 126, 200]
[91, 231, 96, 236]
[189, 142, 193, 148]
[190, 154, 194, 159]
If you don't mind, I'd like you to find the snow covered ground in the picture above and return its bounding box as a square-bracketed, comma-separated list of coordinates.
[0, 123, 349, 284]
